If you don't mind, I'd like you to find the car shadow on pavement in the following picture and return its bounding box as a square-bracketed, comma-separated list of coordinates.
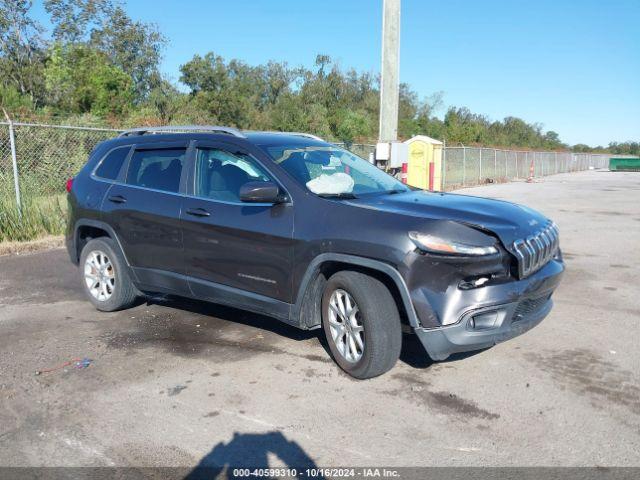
[185, 431, 324, 480]
[146, 294, 320, 343]
[400, 333, 435, 369]
[400, 333, 487, 369]
[145, 295, 477, 372]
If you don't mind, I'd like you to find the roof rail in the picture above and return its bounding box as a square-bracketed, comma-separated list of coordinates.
[287, 132, 326, 142]
[248, 131, 326, 142]
[117, 125, 246, 138]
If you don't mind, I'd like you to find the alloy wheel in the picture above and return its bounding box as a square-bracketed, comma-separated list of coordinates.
[327, 289, 365, 363]
[84, 250, 115, 301]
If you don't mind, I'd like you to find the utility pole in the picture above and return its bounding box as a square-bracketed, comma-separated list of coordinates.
[378, 0, 400, 143]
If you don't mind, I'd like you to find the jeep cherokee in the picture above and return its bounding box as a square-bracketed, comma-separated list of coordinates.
[66, 126, 564, 379]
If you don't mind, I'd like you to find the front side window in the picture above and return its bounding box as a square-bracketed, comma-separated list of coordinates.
[263, 145, 408, 197]
[194, 148, 273, 202]
[126, 148, 186, 193]
[94, 146, 130, 181]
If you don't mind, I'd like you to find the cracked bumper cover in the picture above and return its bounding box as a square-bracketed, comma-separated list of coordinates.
[414, 258, 564, 361]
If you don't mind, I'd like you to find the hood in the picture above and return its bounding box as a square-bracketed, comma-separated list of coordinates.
[346, 190, 550, 248]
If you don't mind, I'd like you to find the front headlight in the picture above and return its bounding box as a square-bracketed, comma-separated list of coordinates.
[409, 231, 498, 256]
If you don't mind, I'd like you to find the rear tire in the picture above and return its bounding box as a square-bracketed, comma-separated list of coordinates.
[321, 271, 402, 379]
[79, 237, 138, 312]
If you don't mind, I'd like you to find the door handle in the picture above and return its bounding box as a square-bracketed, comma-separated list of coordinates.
[108, 195, 126, 204]
[186, 207, 211, 217]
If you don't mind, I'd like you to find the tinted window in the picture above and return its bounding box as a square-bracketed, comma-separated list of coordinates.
[94, 146, 130, 180]
[194, 148, 273, 202]
[126, 148, 186, 193]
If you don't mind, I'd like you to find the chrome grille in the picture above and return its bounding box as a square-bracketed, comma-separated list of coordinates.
[512, 222, 559, 278]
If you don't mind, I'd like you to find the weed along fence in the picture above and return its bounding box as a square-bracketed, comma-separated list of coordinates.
[0, 121, 119, 241]
[0, 122, 614, 216]
[0, 121, 119, 203]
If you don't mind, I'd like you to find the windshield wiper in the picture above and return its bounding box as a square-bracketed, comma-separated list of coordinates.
[317, 192, 358, 199]
[385, 189, 407, 195]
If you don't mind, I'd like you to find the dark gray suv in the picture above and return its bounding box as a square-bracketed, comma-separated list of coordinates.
[66, 126, 564, 379]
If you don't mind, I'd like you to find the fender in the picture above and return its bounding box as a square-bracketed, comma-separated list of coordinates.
[72, 219, 132, 267]
[291, 253, 421, 328]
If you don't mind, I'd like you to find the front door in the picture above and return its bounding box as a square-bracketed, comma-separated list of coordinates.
[181, 142, 295, 303]
[102, 142, 189, 294]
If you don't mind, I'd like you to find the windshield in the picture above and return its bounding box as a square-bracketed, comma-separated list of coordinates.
[263, 145, 409, 197]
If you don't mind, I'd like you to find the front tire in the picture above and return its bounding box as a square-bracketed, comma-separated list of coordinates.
[321, 271, 402, 379]
[79, 237, 138, 312]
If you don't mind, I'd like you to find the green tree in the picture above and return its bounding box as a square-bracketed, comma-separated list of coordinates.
[334, 109, 372, 142]
[145, 79, 185, 125]
[89, 5, 164, 100]
[180, 53, 267, 128]
[0, 84, 34, 110]
[44, 0, 112, 43]
[444, 107, 490, 144]
[572, 143, 593, 153]
[45, 0, 165, 101]
[44, 43, 133, 116]
[1, 0, 631, 154]
[0, 0, 45, 106]
[608, 141, 640, 156]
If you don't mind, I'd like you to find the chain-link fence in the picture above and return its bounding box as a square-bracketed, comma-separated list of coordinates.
[0, 126, 13, 202]
[441, 147, 612, 190]
[335, 143, 376, 160]
[335, 143, 613, 191]
[0, 122, 618, 214]
[0, 122, 119, 202]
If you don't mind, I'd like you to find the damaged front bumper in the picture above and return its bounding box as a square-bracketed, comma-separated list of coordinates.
[413, 257, 564, 361]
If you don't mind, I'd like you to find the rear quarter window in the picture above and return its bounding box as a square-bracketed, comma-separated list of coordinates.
[125, 148, 186, 193]
[94, 146, 131, 181]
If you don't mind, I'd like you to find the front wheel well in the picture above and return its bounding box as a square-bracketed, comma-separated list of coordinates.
[299, 261, 410, 329]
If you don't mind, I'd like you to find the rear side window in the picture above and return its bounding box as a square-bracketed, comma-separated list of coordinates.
[94, 146, 130, 181]
[125, 148, 186, 193]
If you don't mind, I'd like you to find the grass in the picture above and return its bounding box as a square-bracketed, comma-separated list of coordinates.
[0, 192, 66, 243]
[0, 235, 64, 256]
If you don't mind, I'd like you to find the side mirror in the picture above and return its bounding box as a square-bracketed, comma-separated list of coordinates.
[239, 181, 283, 203]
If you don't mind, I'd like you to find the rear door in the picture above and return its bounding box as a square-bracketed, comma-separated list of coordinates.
[181, 140, 295, 303]
[102, 141, 190, 294]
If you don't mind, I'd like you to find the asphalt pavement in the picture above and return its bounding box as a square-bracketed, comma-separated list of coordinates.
[0, 170, 639, 468]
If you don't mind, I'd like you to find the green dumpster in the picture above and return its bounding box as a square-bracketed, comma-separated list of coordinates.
[609, 157, 640, 171]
